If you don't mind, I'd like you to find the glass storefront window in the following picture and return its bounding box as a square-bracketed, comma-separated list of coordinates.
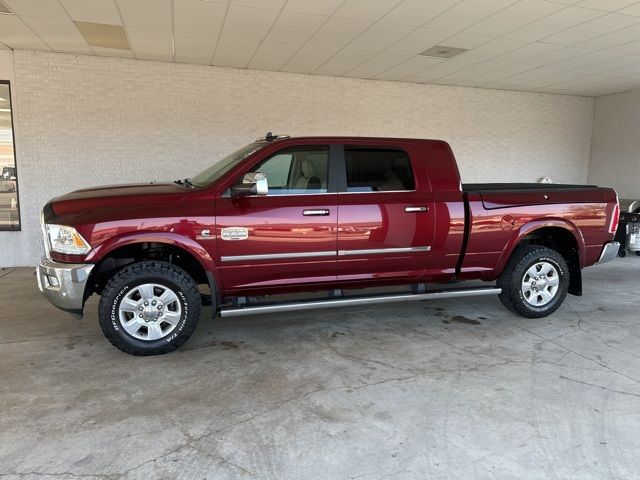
[0, 81, 19, 230]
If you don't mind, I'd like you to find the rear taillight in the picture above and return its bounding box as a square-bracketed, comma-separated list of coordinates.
[609, 202, 620, 234]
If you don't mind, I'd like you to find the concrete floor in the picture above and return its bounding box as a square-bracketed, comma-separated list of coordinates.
[1, 259, 639, 480]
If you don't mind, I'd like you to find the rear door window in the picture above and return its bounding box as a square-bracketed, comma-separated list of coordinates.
[344, 148, 415, 192]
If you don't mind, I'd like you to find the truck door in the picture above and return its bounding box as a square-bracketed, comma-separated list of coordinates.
[215, 144, 339, 293]
[336, 144, 436, 283]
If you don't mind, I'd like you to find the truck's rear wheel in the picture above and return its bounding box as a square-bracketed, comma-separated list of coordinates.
[497, 246, 569, 318]
[98, 261, 201, 355]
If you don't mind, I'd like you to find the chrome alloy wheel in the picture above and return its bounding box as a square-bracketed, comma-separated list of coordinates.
[521, 261, 560, 307]
[118, 283, 182, 341]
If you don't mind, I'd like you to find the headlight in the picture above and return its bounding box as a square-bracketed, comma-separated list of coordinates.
[45, 224, 91, 255]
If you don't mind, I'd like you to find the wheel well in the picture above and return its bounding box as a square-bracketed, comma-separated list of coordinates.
[516, 227, 582, 296]
[88, 242, 209, 296]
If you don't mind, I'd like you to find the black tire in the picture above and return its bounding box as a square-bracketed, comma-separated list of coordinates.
[636, 251, 640, 257]
[98, 261, 202, 355]
[619, 248, 627, 258]
[497, 246, 569, 318]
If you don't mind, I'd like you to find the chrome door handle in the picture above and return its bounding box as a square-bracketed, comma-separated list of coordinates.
[404, 206, 428, 213]
[303, 209, 330, 216]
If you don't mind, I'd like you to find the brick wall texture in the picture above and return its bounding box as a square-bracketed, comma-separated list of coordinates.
[1, 50, 594, 266]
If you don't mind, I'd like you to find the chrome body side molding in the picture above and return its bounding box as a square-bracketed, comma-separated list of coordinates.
[220, 246, 431, 262]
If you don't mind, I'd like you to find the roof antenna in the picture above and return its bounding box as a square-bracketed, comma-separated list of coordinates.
[265, 132, 274, 141]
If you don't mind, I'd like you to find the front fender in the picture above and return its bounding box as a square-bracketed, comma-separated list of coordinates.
[85, 231, 221, 287]
[492, 218, 586, 279]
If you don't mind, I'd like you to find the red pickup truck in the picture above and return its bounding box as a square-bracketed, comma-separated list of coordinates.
[37, 134, 620, 355]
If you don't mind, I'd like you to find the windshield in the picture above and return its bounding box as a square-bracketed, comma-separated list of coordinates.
[190, 142, 267, 187]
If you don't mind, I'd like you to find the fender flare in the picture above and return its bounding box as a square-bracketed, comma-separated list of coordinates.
[85, 231, 222, 291]
[492, 218, 586, 279]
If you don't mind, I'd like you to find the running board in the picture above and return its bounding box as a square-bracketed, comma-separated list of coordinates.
[219, 286, 501, 318]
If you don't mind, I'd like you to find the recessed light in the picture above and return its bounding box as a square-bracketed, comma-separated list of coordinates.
[0, 1, 13, 14]
[419, 45, 467, 59]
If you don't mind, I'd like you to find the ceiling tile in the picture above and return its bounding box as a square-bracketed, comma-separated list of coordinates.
[1, 17, 53, 50]
[466, 0, 565, 36]
[231, 0, 286, 9]
[575, 22, 640, 50]
[608, 37, 640, 53]
[510, 45, 593, 69]
[543, 12, 640, 45]
[221, 4, 278, 39]
[619, 2, 640, 16]
[455, 37, 528, 63]
[505, 6, 606, 42]
[116, 0, 172, 30]
[576, 0, 639, 11]
[406, 57, 476, 82]
[0, 42, 9, 50]
[2, 0, 69, 19]
[249, 41, 301, 67]
[174, 31, 217, 64]
[174, 0, 226, 35]
[284, 0, 343, 15]
[490, 42, 562, 66]
[346, 50, 411, 78]
[347, 22, 415, 51]
[374, 56, 444, 80]
[473, 64, 536, 82]
[92, 46, 135, 58]
[334, 0, 401, 22]
[283, 43, 342, 70]
[436, 60, 507, 82]
[213, 36, 260, 67]
[126, 27, 173, 61]
[60, 0, 123, 24]
[265, 11, 326, 44]
[440, 31, 494, 49]
[385, 26, 455, 55]
[382, 0, 460, 27]
[426, 0, 518, 31]
[308, 17, 372, 47]
[20, 16, 93, 54]
[0, 15, 51, 50]
[314, 48, 377, 75]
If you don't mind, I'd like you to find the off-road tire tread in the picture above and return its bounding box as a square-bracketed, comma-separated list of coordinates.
[497, 246, 569, 319]
[98, 261, 201, 355]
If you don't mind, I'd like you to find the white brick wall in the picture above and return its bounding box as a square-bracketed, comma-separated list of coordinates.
[589, 89, 640, 200]
[1, 50, 595, 267]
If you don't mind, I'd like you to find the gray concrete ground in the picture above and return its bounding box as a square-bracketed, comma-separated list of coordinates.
[1, 258, 639, 480]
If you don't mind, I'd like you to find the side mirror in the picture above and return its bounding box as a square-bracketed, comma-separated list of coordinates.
[230, 172, 268, 197]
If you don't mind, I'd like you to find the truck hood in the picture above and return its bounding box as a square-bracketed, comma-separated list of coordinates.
[51, 182, 192, 217]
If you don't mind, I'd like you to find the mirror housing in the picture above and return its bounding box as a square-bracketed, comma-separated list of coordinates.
[230, 172, 268, 197]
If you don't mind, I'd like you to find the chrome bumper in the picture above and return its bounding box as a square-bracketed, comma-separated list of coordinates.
[36, 260, 94, 318]
[596, 241, 620, 265]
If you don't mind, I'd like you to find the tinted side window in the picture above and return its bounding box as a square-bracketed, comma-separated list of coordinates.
[250, 146, 329, 195]
[345, 148, 415, 192]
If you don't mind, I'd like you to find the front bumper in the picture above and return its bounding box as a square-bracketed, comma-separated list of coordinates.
[36, 260, 94, 318]
[595, 241, 621, 265]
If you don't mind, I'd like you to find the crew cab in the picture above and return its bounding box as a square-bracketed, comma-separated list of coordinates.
[37, 134, 620, 355]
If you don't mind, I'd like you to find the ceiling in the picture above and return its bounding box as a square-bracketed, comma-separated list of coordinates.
[2, 0, 640, 96]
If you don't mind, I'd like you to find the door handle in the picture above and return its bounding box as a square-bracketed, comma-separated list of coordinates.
[303, 209, 330, 216]
[404, 206, 428, 213]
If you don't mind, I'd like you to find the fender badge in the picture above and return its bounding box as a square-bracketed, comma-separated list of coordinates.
[196, 229, 213, 240]
[221, 227, 249, 241]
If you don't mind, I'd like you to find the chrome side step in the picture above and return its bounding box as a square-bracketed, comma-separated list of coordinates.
[219, 286, 501, 318]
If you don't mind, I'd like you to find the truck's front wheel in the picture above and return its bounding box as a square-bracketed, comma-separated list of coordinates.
[497, 246, 569, 318]
[98, 261, 202, 355]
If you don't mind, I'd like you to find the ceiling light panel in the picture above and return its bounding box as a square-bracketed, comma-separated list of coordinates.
[75, 21, 130, 50]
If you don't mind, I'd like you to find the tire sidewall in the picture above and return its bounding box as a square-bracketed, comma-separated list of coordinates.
[99, 265, 201, 354]
[514, 253, 568, 315]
